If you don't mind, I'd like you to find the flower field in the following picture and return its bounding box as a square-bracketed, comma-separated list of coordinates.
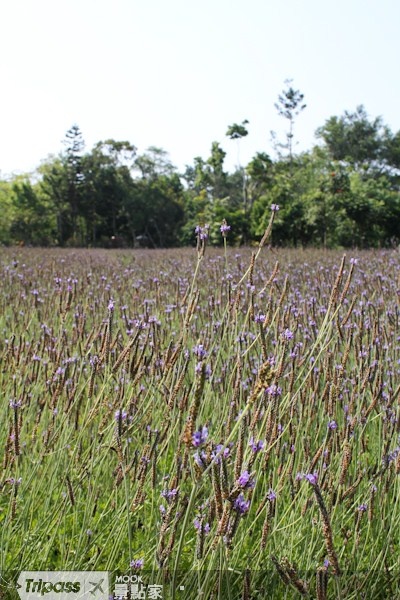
[0, 240, 399, 599]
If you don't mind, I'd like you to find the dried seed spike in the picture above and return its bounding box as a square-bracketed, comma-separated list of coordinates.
[66, 476, 75, 507]
[112, 334, 138, 373]
[211, 501, 231, 549]
[316, 567, 328, 600]
[312, 484, 341, 575]
[309, 443, 325, 474]
[212, 461, 223, 518]
[13, 407, 20, 457]
[339, 261, 355, 304]
[234, 421, 246, 480]
[242, 569, 251, 600]
[259, 209, 277, 249]
[220, 456, 229, 500]
[87, 356, 98, 398]
[168, 361, 189, 410]
[259, 261, 280, 295]
[339, 440, 352, 486]
[248, 252, 256, 287]
[270, 555, 291, 587]
[280, 557, 309, 596]
[195, 518, 205, 560]
[328, 254, 346, 309]
[260, 497, 276, 550]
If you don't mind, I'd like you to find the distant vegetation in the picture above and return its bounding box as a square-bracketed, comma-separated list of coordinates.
[1, 82, 400, 248]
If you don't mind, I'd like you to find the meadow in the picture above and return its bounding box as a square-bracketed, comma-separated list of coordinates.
[0, 230, 399, 598]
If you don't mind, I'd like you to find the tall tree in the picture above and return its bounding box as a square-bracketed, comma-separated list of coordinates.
[273, 79, 306, 167]
[316, 105, 394, 173]
[63, 125, 85, 243]
[226, 120, 250, 236]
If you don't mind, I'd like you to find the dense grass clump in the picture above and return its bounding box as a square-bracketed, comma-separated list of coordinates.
[0, 240, 399, 598]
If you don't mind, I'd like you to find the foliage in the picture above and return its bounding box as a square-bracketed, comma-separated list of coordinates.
[0, 102, 400, 248]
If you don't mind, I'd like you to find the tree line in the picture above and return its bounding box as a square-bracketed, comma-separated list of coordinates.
[1, 83, 400, 248]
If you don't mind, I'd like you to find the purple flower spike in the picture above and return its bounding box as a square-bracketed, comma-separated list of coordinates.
[283, 328, 294, 340]
[192, 426, 208, 447]
[305, 472, 318, 486]
[254, 313, 266, 324]
[234, 493, 250, 515]
[237, 471, 255, 489]
[193, 344, 207, 359]
[249, 437, 264, 453]
[114, 409, 127, 421]
[195, 225, 209, 240]
[220, 221, 231, 236]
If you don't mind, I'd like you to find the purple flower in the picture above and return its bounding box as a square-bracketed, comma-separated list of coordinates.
[192, 426, 208, 447]
[254, 313, 266, 324]
[130, 558, 144, 570]
[305, 472, 318, 486]
[358, 503, 368, 512]
[234, 493, 250, 515]
[267, 489, 277, 501]
[237, 471, 255, 489]
[237, 471, 250, 487]
[161, 488, 178, 502]
[220, 221, 231, 236]
[282, 328, 294, 340]
[265, 384, 282, 397]
[194, 518, 211, 533]
[193, 451, 207, 469]
[8, 477, 22, 486]
[114, 409, 127, 421]
[108, 299, 115, 312]
[9, 399, 22, 409]
[193, 344, 207, 359]
[195, 225, 209, 241]
[328, 420, 338, 430]
[270, 204, 280, 212]
[249, 437, 264, 453]
[212, 444, 230, 463]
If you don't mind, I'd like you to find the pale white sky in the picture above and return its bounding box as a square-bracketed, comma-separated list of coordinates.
[1, 0, 399, 177]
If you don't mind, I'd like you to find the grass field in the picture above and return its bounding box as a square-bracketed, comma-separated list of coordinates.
[0, 239, 399, 599]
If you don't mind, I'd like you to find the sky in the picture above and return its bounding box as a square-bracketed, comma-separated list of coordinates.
[1, 0, 400, 177]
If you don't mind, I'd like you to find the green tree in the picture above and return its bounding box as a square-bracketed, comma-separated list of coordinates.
[226, 120, 250, 240]
[10, 177, 56, 245]
[39, 156, 72, 245]
[135, 146, 176, 180]
[83, 140, 136, 244]
[63, 125, 85, 243]
[315, 106, 395, 173]
[273, 79, 306, 167]
[0, 180, 15, 244]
